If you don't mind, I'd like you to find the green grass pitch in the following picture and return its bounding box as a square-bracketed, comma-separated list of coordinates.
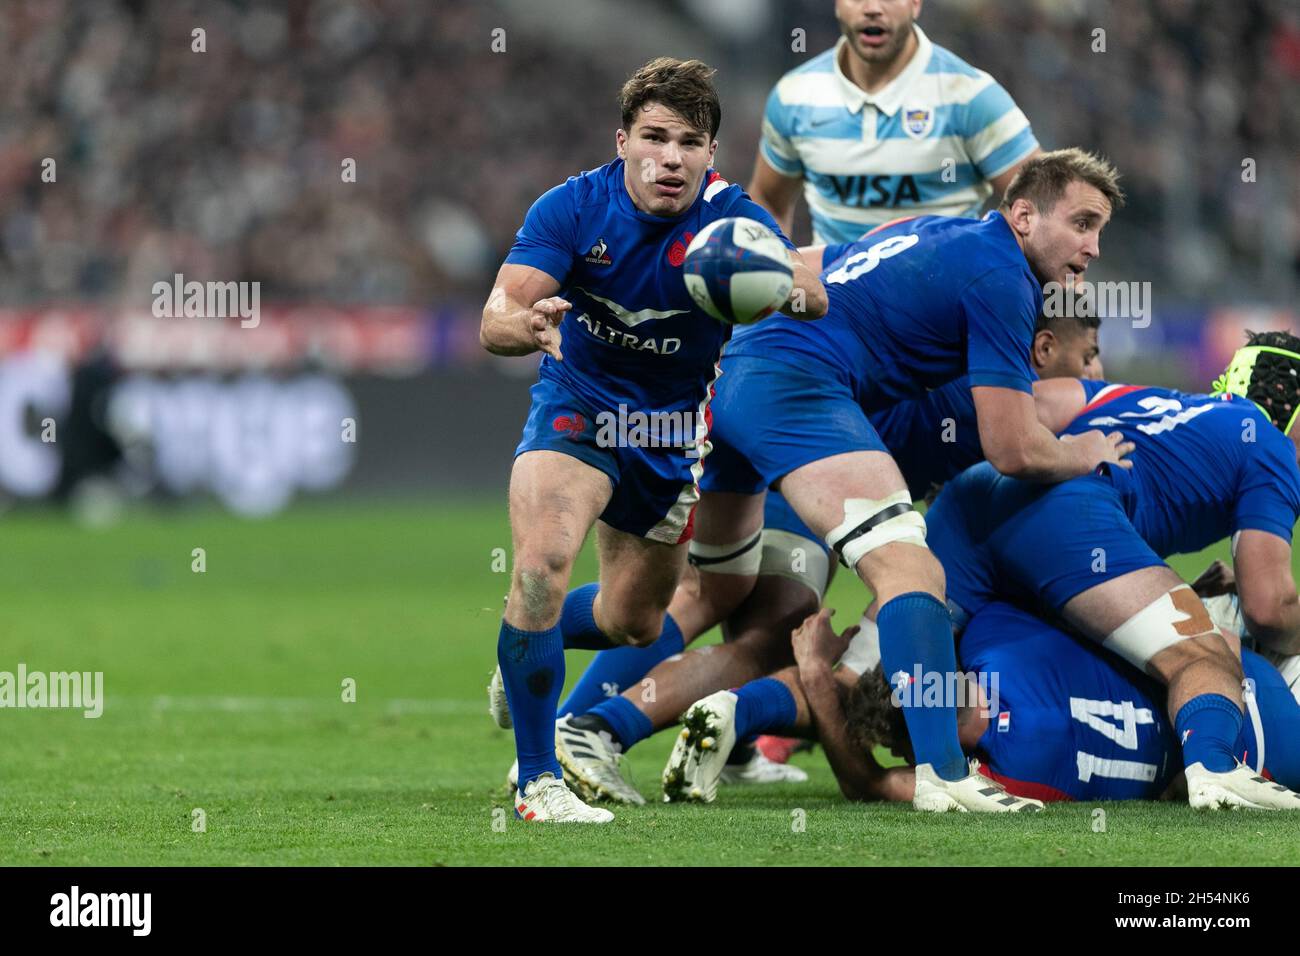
[0, 499, 1293, 866]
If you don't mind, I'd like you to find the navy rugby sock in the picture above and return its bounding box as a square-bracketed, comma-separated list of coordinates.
[584, 696, 653, 751]
[557, 613, 685, 717]
[733, 678, 797, 739]
[1175, 693, 1242, 773]
[559, 583, 619, 650]
[497, 620, 565, 788]
[877, 592, 967, 782]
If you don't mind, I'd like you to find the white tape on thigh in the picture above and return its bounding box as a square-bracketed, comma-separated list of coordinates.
[1103, 585, 1218, 670]
[757, 529, 831, 600]
[825, 490, 927, 569]
[837, 613, 880, 676]
[688, 530, 763, 575]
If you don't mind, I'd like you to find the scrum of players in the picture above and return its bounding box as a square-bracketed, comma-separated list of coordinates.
[479, 0, 1300, 822]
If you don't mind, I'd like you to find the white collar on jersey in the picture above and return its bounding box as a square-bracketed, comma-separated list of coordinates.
[832, 24, 934, 118]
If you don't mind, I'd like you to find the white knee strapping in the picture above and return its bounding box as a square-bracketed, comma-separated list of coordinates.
[825, 490, 928, 569]
[1103, 585, 1220, 670]
[688, 530, 763, 575]
[757, 528, 831, 600]
[837, 613, 881, 676]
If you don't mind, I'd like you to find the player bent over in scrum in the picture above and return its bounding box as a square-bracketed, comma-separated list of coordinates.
[675, 152, 1131, 813]
[925, 336, 1300, 808]
[480, 58, 826, 822]
[673, 600, 1300, 806]
[551, 306, 1103, 798]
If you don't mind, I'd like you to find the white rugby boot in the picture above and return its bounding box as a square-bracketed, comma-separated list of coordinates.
[554, 715, 646, 805]
[662, 691, 739, 803]
[1186, 761, 1300, 810]
[487, 665, 512, 729]
[513, 773, 614, 823]
[720, 751, 810, 785]
[912, 759, 1045, 813]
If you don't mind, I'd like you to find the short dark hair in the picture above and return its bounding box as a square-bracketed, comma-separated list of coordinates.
[1035, 293, 1102, 336]
[1000, 148, 1125, 215]
[844, 666, 913, 763]
[1242, 329, 1300, 430]
[619, 57, 721, 140]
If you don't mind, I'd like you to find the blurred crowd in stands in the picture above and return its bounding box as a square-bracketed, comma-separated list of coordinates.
[0, 0, 1295, 308]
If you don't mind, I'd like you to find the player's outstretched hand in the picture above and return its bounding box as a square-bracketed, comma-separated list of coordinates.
[1062, 428, 1135, 470]
[1191, 559, 1236, 597]
[792, 608, 856, 670]
[528, 296, 571, 360]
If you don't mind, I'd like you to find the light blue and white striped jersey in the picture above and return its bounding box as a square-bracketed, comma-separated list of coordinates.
[760, 27, 1039, 243]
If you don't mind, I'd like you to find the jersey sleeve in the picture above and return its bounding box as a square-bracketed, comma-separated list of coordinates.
[961, 268, 1037, 393]
[1232, 427, 1300, 543]
[959, 79, 1039, 181]
[759, 83, 804, 179]
[821, 241, 851, 271]
[1079, 379, 1110, 402]
[502, 180, 578, 284]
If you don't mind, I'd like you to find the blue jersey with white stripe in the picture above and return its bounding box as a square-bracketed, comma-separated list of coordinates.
[504, 160, 794, 415]
[962, 602, 1179, 801]
[963, 602, 1300, 800]
[760, 28, 1038, 243]
[727, 212, 1040, 411]
[1061, 384, 1300, 554]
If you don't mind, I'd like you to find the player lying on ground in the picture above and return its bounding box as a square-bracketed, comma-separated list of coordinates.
[479, 57, 826, 823]
[663, 601, 1300, 806]
[675, 150, 1131, 813]
[544, 304, 1103, 803]
[922, 335, 1300, 808]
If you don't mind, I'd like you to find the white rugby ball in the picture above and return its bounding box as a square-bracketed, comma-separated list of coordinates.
[681, 217, 794, 325]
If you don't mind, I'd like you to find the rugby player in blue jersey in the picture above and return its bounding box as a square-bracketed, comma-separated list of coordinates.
[679, 601, 1300, 807]
[547, 302, 1100, 802]
[922, 335, 1300, 808]
[668, 151, 1129, 813]
[479, 58, 827, 822]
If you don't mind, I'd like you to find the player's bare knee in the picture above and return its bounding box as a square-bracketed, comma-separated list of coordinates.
[1104, 585, 1241, 681]
[1149, 633, 1242, 686]
[857, 542, 944, 600]
[825, 492, 938, 594]
[603, 607, 665, 648]
[512, 557, 569, 626]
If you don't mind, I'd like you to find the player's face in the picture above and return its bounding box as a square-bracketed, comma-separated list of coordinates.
[1021, 180, 1113, 288]
[1034, 325, 1100, 379]
[836, 0, 922, 64]
[616, 102, 717, 218]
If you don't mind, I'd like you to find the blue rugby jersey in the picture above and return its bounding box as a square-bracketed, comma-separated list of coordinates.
[962, 602, 1299, 800]
[1060, 384, 1300, 556]
[727, 212, 1041, 412]
[504, 159, 795, 415]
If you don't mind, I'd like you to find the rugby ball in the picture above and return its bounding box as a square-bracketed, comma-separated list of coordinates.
[682, 217, 794, 325]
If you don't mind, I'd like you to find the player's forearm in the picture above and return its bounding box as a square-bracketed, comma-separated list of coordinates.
[988, 421, 1096, 483]
[480, 289, 540, 356]
[784, 259, 827, 320]
[1245, 594, 1300, 655]
[798, 664, 887, 801]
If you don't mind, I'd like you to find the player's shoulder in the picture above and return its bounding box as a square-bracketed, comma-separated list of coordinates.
[548, 160, 625, 212]
[770, 45, 840, 106]
[698, 171, 774, 225]
[924, 42, 988, 81]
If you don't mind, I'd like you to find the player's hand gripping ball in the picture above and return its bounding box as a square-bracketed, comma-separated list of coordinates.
[682, 217, 794, 325]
